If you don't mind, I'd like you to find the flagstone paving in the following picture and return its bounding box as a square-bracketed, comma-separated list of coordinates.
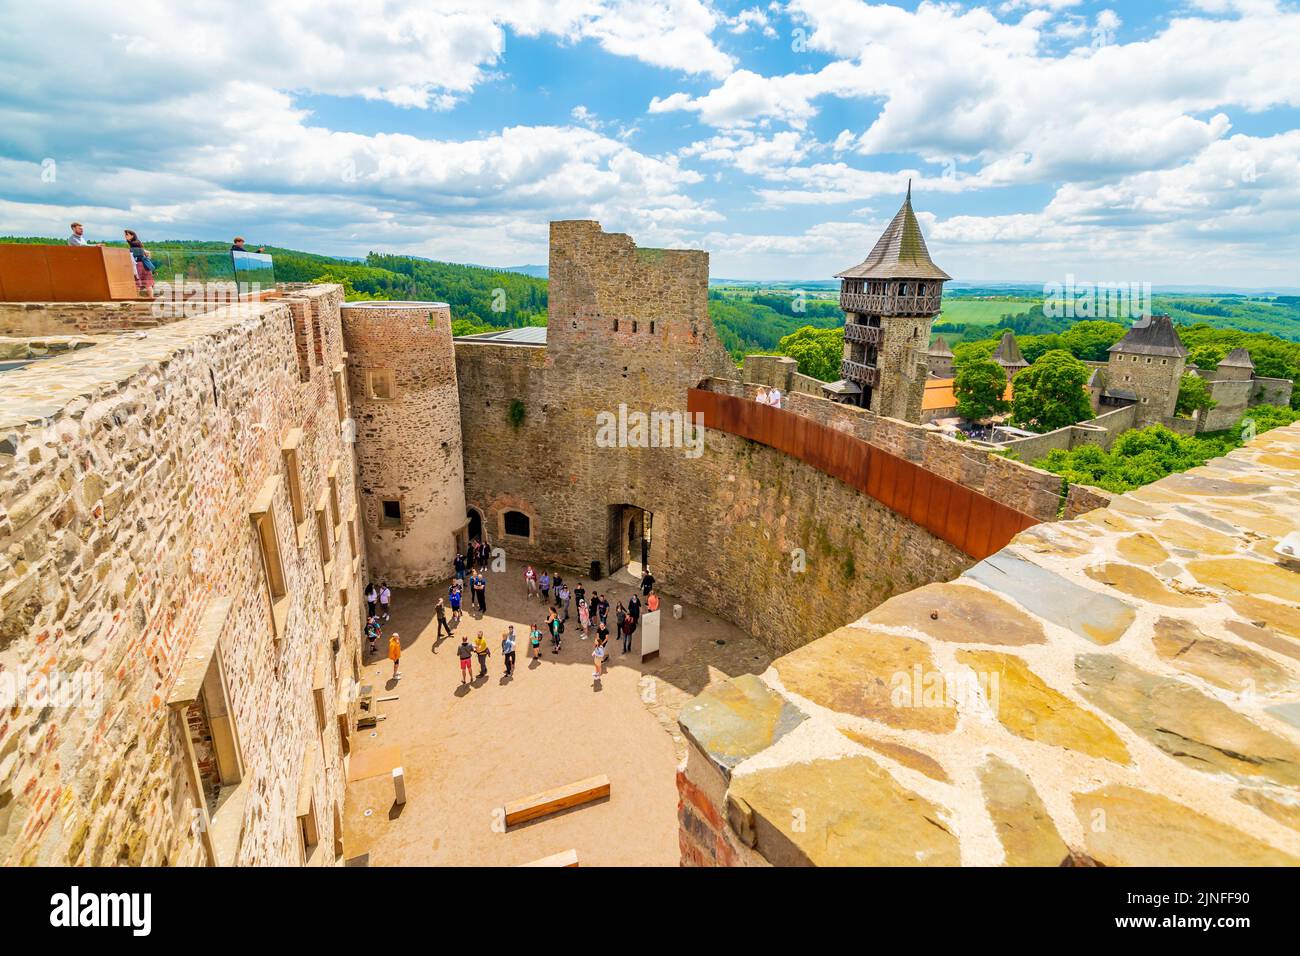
[342, 559, 770, 866]
[677, 423, 1300, 866]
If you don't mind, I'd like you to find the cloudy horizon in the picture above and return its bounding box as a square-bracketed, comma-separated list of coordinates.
[2, 0, 1298, 285]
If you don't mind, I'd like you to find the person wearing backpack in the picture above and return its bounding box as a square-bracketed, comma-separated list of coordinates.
[547, 609, 562, 653]
[457, 635, 474, 685]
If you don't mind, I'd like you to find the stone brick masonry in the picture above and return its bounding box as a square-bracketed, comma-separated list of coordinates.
[343, 302, 465, 587]
[455, 222, 988, 659]
[0, 285, 365, 866]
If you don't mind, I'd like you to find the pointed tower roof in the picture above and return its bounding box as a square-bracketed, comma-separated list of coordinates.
[928, 334, 954, 356]
[836, 183, 951, 281]
[991, 330, 1028, 369]
[1108, 314, 1188, 358]
[1217, 347, 1254, 370]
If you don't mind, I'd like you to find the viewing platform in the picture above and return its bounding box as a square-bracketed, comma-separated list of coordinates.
[839, 290, 942, 315]
[840, 358, 881, 387]
[843, 322, 884, 346]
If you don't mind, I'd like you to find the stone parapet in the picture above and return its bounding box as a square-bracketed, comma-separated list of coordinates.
[677, 423, 1300, 865]
[0, 284, 363, 866]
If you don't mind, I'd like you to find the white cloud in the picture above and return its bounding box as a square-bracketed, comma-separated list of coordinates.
[651, 0, 1300, 192]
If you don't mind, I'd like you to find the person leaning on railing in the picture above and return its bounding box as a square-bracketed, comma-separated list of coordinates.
[123, 229, 156, 294]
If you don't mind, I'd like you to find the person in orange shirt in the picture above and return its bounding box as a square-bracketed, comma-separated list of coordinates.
[646, 590, 660, 613]
[388, 633, 402, 680]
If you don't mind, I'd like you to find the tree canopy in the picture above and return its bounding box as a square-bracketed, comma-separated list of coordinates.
[954, 359, 1010, 421]
[1010, 350, 1095, 432]
[1034, 406, 1299, 494]
[775, 325, 845, 382]
[1174, 372, 1217, 417]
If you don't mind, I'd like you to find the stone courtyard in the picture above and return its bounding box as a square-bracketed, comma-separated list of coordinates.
[342, 559, 770, 867]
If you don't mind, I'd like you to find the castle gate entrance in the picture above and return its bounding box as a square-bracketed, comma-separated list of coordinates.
[606, 504, 653, 577]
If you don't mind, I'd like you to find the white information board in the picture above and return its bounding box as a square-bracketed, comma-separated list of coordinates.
[640, 609, 661, 663]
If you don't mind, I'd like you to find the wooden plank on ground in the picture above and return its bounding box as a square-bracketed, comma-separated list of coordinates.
[519, 848, 579, 867]
[347, 744, 403, 782]
[503, 774, 610, 827]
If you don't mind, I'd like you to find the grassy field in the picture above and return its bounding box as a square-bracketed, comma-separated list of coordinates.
[936, 298, 1035, 328]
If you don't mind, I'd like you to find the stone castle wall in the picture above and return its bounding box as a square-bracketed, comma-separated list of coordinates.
[1253, 376, 1294, 409]
[1201, 377, 1254, 433]
[452, 221, 1068, 658]
[0, 285, 365, 866]
[1106, 350, 1184, 425]
[993, 404, 1138, 463]
[741, 355, 824, 398]
[677, 422, 1300, 866]
[342, 302, 465, 587]
[0, 300, 162, 336]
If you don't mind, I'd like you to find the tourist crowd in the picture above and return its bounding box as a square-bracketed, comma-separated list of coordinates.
[362, 538, 662, 687]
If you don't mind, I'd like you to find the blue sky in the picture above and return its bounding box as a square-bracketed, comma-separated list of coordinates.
[1, 0, 1298, 285]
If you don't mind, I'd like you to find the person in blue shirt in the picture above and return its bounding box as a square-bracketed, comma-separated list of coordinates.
[472, 570, 487, 614]
[449, 581, 463, 624]
[501, 626, 517, 677]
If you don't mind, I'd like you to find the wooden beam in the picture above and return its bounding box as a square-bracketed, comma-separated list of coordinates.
[503, 774, 610, 828]
[519, 849, 579, 867]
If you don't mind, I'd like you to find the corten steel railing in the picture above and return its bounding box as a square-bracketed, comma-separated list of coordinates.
[840, 291, 943, 315]
[843, 322, 884, 346]
[687, 388, 1038, 560]
[840, 359, 881, 387]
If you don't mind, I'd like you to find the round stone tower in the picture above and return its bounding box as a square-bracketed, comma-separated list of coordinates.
[341, 301, 466, 587]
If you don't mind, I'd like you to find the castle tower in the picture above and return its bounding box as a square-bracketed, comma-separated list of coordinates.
[926, 334, 954, 378]
[835, 184, 950, 422]
[342, 301, 467, 586]
[1215, 347, 1255, 382]
[991, 330, 1029, 381]
[1103, 313, 1187, 426]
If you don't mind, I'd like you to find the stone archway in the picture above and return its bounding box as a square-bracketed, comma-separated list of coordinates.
[606, 504, 653, 577]
[466, 506, 484, 546]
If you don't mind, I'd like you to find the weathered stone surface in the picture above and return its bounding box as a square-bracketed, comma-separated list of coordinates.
[678, 674, 806, 779]
[1115, 533, 1169, 565]
[838, 729, 949, 782]
[1075, 654, 1300, 787]
[0, 285, 363, 867]
[1084, 562, 1210, 608]
[1152, 617, 1295, 694]
[1148, 518, 1238, 555]
[1266, 701, 1300, 731]
[1078, 508, 1135, 533]
[1235, 788, 1300, 832]
[1160, 474, 1270, 497]
[978, 755, 1070, 866]
[1073, 785, 1300, 866]
[1227, 593, 1300, 642]
[963, 552, 1135, 645]
[728, 755, 961, 866]
[1188, 558, 1300, 604]
[1223, 620, 1300, 662]
[775, 625, 957, 732]
[866, 582, 1047, 646]
[959, 650, 1129, 763]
